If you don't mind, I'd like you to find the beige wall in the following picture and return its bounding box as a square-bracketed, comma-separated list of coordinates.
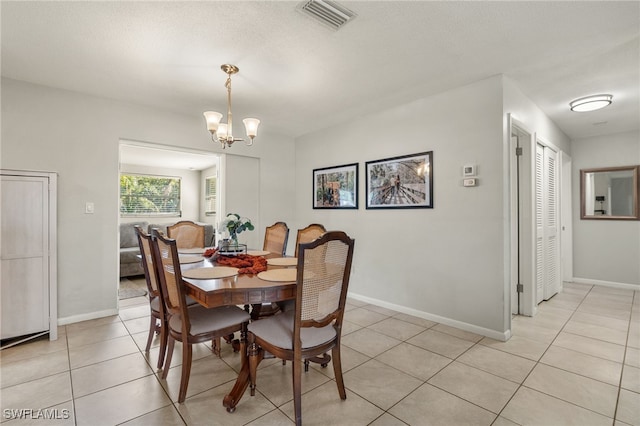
[572, 131, 640, 286]
[294, 76, 509, 336]
[1, 77, 296, 323]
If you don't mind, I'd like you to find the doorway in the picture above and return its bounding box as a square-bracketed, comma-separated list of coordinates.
[118, 140, 220, 304]
[509, 115, 570, 317]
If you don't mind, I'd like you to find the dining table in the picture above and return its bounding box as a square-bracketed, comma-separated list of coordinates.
[179, 250, 297, 412]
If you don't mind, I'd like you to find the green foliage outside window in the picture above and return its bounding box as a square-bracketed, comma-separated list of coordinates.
[120, 174, 181, 216]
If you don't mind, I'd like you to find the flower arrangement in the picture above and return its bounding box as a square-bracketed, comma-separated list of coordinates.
[218, 213, 254, 242]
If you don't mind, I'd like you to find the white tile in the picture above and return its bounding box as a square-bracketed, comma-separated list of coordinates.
[501, 386, 612, 426]
[69, 335, 139, 369]
[71, 352, 155, 397]
[616, 388, 640, 426]
[428, 361, 519, 413]
[366, 317, 425, 341]
[278, 381, 385, 426]
[540, 345, 622, 386]
[524, 364, 618, 417]
[456, 344, 535, 384]
[479, 335, 548, 361]
[74, 375, 172, 426]
[552, 331, 625, 363]
[342, 328, 401, 358]
[0, 372, 72, 413]
[621, 364, 640, 393]
[343, 359, 422, 410]
[0, 349, 69, 389]
[375, 341, 451, 381]
[407, 329, 474, 359]
[388, 383, 496, 426]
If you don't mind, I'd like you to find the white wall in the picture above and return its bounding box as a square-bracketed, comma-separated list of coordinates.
[119, 163, 201, 224]
[295, 76, 508, 336]
[502, 77, 571, 155]
[1, 77, 296, 322]
[572, 131, 640, 286]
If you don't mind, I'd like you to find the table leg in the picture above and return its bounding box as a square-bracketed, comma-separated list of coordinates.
[223, 322, 248, 412]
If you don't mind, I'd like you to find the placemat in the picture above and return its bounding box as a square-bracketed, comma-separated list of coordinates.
[258, 268, 297, 282]
[178, 247, 210, 255]
[246, 250, 271, 256]
[182, 266, 239, 280]
[266, 257, 298, 267]
[179, 255, 204, 264]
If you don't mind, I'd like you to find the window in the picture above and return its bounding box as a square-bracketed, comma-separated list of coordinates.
[120, 174, 181, 217]
[205, 176, 217, 216]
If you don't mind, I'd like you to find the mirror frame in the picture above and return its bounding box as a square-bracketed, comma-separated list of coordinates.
[580, 165, 640, 220]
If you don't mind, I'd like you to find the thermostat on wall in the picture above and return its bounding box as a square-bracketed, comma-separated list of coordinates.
[463, 164, 476, 176]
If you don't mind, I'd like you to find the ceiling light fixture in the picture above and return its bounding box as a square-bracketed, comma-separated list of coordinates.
[203, 64, 260, 149]
[569, 94, 613, 112]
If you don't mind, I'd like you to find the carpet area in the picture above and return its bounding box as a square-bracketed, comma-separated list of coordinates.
[118, 277, 148, 299]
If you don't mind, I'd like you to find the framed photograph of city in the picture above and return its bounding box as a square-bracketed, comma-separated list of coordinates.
[365, 151, 433, 209]
[313, 163, 358, 209]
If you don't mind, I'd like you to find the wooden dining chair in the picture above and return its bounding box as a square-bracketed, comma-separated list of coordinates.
[276, 223, 326, 317]
[151, 229, 251, 403]
[135, 225, 169, 370]
[294, 223, 326, 257]
[262, 222, 289, 256]
[247, 231, 355, 426]
[167, 220, 205, 249]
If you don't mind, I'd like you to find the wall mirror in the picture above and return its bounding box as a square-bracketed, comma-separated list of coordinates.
[580, 165, 640, 220]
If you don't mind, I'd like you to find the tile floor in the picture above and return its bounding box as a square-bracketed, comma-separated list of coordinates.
[1, 282, 638, 425]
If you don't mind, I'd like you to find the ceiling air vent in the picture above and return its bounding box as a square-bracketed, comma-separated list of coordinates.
[297, 0, 356, 30]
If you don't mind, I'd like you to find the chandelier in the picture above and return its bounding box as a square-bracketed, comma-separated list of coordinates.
[203, 64, 260, 149]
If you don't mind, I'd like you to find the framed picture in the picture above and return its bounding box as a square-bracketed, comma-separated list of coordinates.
[366, 151, 433, 209]
[313, 163, 359, 209]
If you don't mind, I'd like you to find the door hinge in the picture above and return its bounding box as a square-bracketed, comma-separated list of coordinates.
[515, 147, 523, 156]
[516, 283, 524, 293]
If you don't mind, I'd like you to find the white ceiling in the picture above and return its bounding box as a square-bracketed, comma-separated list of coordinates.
[2, 1, 639, 147]
[120, 142, 218, 171]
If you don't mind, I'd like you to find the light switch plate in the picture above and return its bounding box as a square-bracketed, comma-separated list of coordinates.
[463, 178, 477, 187]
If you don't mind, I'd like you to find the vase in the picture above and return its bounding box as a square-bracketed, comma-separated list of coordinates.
[219, 236, 240, 253]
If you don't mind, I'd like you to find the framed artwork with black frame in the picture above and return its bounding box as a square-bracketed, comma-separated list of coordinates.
[313, 163, 359, 209]
[366, 151, 433, 209]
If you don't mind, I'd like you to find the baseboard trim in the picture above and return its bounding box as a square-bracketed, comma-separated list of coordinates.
[347, 292, 510, 342]
[58, 309, 119, 326]
[572, 277, 640, 291]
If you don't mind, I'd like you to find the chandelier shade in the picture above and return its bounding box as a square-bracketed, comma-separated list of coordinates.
[203, 64, 260, 149]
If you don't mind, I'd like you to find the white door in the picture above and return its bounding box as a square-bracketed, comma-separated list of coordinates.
[1, 174, 53, 340]
[535, 143, 560, 303]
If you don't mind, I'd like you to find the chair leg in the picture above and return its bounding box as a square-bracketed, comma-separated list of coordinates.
[145, 316, 156, 353]
[331, 346, 347, 400]
[178, 341, 193, 403]
[293, 357, 303, 426]
[157, 318, 168, 370]
[162, 337, 175, 380]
